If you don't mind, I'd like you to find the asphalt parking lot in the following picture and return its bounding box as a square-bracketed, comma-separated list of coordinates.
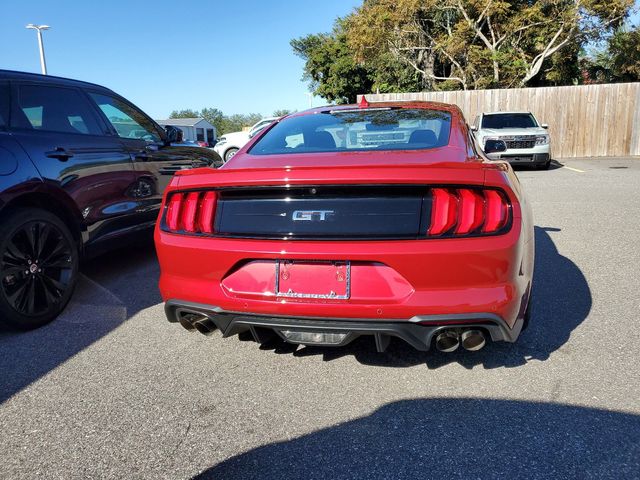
[1, 157, 639, 479]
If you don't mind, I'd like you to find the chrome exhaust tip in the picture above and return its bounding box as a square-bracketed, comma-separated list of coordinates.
[461, 329, 486, 351]
[178, 312, 204, 331]
[193, 318, 217, 336]
[435, 330, 460, 352]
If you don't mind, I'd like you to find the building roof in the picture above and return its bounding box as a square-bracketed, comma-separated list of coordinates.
[156, 117, 214, 127]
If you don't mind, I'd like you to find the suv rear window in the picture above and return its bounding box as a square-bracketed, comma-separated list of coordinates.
[481, 113, 538, 129]
[12, 85, 102, 135]
[249, 108, 452, 155]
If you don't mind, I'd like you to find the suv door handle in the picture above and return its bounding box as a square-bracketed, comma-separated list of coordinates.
[45, 147, 74, 161]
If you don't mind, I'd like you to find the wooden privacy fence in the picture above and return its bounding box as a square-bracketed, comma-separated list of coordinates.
[360, 83, 640, 158]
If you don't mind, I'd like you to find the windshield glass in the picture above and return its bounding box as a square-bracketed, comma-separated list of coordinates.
[249, 108, 452, 155]
[481, 113, 538, 129]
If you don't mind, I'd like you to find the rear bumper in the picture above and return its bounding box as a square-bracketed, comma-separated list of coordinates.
[487, 150, 550, 165]
[165, 300, 524, 351]
[156, 213, 534, 351]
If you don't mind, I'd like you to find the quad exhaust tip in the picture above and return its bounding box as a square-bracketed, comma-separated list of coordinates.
[177, 311, 217, 335]
[193, 318, 217, 336]
[178, 312, 204, 331]
[435, 330, 460, 352]
[461, 329, 486, 351]
[435, 329, 486, 352]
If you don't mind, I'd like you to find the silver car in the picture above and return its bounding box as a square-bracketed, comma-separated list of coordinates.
[472, 112, 551, 169]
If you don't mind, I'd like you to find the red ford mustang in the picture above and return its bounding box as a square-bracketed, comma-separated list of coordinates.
[155, 100, 534, 353]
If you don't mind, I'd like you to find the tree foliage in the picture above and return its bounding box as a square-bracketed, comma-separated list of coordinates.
[292, 0, 635, 100]
[291, 22, 374, 103]
[583, 26, 640, 82]
[169, 109, 264, 135]
[273, 109, 296, 117]
[291, 20, 421, 102]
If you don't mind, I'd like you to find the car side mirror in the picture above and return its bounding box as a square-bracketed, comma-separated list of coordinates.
[484, 139, 507, 154]
[541, 124, 549, 129]
[165, 125, 183, 143]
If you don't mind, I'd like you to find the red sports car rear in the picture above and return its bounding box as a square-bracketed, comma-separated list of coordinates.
[154, 101, 534, 353]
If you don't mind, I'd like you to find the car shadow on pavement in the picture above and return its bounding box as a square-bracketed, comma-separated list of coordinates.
[0, 238, 160, 404]
[263, 226, 592, 369]
[512, 159, 563, 171]
[194, 398, 640, 480]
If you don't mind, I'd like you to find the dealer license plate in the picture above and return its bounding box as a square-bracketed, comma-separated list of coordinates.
[275, 260, 350, 299]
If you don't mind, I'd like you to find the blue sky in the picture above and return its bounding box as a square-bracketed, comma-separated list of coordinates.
[0, 0, 361, 118]
[1, 1, 637, 119]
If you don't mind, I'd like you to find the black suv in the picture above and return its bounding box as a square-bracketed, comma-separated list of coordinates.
[0, 70, 221, 329]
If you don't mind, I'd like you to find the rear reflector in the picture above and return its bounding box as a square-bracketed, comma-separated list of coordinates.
[164, 191, 218, 234]
[427, 188, 510, 237]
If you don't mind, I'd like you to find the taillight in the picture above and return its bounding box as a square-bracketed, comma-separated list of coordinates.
[427, 187, 510, 237]
[197, 191, 217, 234]
[163, 191, 218, 234]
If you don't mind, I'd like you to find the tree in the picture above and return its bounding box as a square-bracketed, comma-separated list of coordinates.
[291, 21, 374, 103]
[168, 108, 265, 135]
[583, 26, 640, 82]
[606, 26, 640, 80]
[273, 109, 295, 117]
[344, 0, 633, 90]
[169, 109, 199, 119]
[200, 107, 225, 136]
[291, 18, 421, 102]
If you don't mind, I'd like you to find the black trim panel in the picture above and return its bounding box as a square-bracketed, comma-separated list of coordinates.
[164, 300, 523, 352]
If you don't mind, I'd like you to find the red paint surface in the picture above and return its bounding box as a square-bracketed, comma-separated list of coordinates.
[155, 101, 534, 329]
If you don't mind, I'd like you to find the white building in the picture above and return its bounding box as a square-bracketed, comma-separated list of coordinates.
[156, 118, 217, 145]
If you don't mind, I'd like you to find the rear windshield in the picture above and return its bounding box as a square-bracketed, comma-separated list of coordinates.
[481, 113, 538, 129]
[249, 108, 452, 155]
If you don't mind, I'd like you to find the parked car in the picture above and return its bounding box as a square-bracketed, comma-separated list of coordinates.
[213, 116, 279, 162]
[471, 111, 551, 169]
[0, 69, 222, 329]
[155, 100, 534, 353]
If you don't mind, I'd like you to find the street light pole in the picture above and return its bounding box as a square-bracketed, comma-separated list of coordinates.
[25, 24, 50, 75]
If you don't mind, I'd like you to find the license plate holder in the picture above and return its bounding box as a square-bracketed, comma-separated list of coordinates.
[275, 260, 350, 299]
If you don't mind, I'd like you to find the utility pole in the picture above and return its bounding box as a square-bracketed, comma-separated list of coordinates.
[26, 24, 50, 75]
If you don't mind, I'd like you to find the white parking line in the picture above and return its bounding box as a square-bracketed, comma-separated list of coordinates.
[563, 165, 585, 173]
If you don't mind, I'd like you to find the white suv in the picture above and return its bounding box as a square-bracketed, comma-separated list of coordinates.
[472, 112, 551, 169]
[214, 117, 279, 162]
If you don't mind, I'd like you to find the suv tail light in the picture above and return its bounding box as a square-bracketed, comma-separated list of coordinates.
[427, 188, 511, 237]
[165, 191, 217, 234]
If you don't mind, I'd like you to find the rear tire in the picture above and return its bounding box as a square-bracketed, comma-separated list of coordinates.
[224, 148, 239, 162]
[538, 160, 551, 170]
[0, 208, 79, 330]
